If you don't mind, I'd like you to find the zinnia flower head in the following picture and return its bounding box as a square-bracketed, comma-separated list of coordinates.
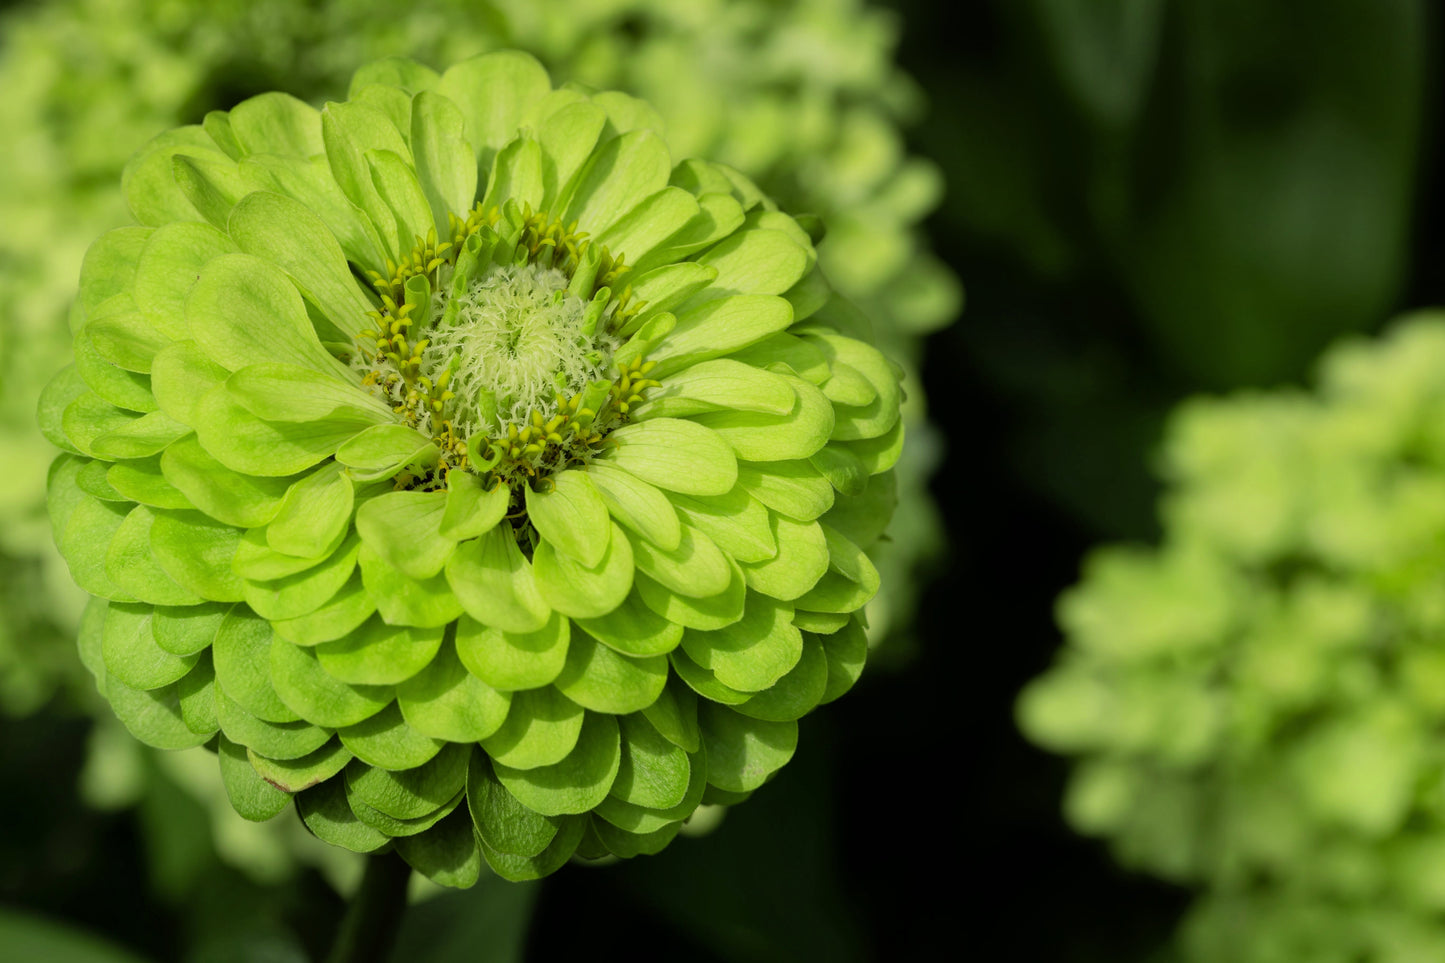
[42, 53, 902, 884]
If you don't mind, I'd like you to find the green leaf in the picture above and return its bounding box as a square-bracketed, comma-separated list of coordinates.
[609, 714, 692, 810]
[249, 739, 353, 793]
[315, 617, 444, 686]
[133, 222, 238, 340]
[149, 341, 229, 426]
[741, 515, 829, 601]
[339, 700, 443, 772]
[525, 471, 609, 567]
[396, 638, 511, 742]
[266, 462, 354, 558]
[575, 590, 684, 657]
[553, 631, 667, 715]
[563, 130, 672, 235]
[455, 613, 569, 691]
[336, 424, 438, 481]
[102, 603, 198, 691]
[411, 90, 477, 234]
[356, 490, 454, 580]
[439, 473, 510, 540]
[270, 636, 392, 729]
[532, 522, 635, 619]
[216, 687, 331, 760]
[244, 535, 360, 621]
[480, 686, 584, 770]
[186, 253, 342, 376]
[493, 712, 621, 817]
[467, 751, 563, 856]
[437, 52, 553, 176]
[649, 296, 794, 377]
[446, 527, 552, 633]
[585, 464, 680, 551]
[297, 778, 389, 854]
[681, 596, 802, 692]
[212, 608, 301, 723]
[150, 509, 243, 601]
[228, 190, 375, 340]
[153, 603, 229, 657]
[105, 505, 204, 606]
[357, 544, 465, 628]
[698, 703, 798, 793]
[733, 635, 828, 722]
[0, 906, 153, 963]
[159, 434, 290, 527]
[394, 805, 482, 889]
[603, 419, 737, 496]
[218, 735, 291, 821]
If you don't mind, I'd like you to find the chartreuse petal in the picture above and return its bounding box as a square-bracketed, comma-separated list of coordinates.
[215, 687, 330, 760]
[630, 524, 731, 598]
[554, 632, 667, 715]
[805, 332, 901, 441]
[105, 506, 204, 606]
[698, 703, 798, 794]
[367, 148, 435, 253]
[316, 617, 444, 686]
[585, 464, 680, 551]
[692, 377, 835, 463]
[479, 815, 585, 882]
[340, 701, 443, 770]
[133, 222, 238, 340]
[244, 535, 360, 621]
[590, 817, 682, 859]
[440, 473, 510, 540]
[668, 648, 750, 707]
[480, 686, 584, 770]
[122, 131, 208, 225]
[336, 424, 438, 482]
[563, 130, 672, 234]
[642, 679, 701, 753]
[795, 611, 851, 634]
[837, 419, 905, 475]
[350, 788, 462, 839]
[75, 330, 156, 413]
[297, 778, 389, 854]
[62, 392, 137, 458]
[603, 419, 736, 497]
[794, 529, 881, 614]
[468, 752, 562, 856]
[79, 226, 151, 316]
[249, 740, 353, 794]
[575, 591, 683, 658]
[218, 736, 290, 821]
[212, 608, 300, 723]
[192, 385, 367, 477]
[270, 636, 392, 729]
[694, 229, 810, 299]
[229, 191, 375, 340]
[347, 742, 468, 820]
[608, 714, 692, 811]
[40, 367, 89, 453]
[742, 515, 830, 601]
[153, 603, 229, 657]
[411, 90, 476, 233]
[493, 712, 621, 817]
[634, 192, 746, 273]
[149, 342, 229, 426]
[234, 526, 340, 581]
[321, 101, 405, 259]
[107, 457, 191, 510]
[526, 471, 609, 567]
[809, 444, 868, 496]
[670, 487, 776, 564]
[186, 253, 341, 376]
[89, 411, 189, 462]
[159, 435, 290, 527]
[534, 100, 606, 209]
[172, 153, 253, 230]
[533, 522, 635, 620]
[272, 572, 376, 645]
[266, 462, 354, 558]
[177, 653, 218, 735]
[239, 152, 382, 264]
[76, 460, 124, 501]
[596, 188, 700, 265]
[396, 637, 510, 742]
[227, 364, 391, 424]
[680, 596, 802, 693]
[648, 296, 793, 377]
[356, 491, 453, 580]
[635, 358, 794, 420]
[818, 618, 869, 704]
[150, 510, 244, 601]
[394, 806, 482, 889]
[76, 597, 107, 684]
[229, 91, 323, 155]
[735, 459, 834, 521]
[481, 136, 544, 212]
[358, 544, 464, 628]
[734, 635, 828, 722]
[636, 559, 748, 632]
[438, 52, 553, 176]
[446, 527, 551, 633]
[107, 676, 212, 751]
[455, 613, 569, 692]
[60, 496, 138, 602]
[102, 603, 198, 691]
[731, 332, 831, 385]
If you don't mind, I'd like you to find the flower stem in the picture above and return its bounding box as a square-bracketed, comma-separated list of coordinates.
[325, 852, 412, 963]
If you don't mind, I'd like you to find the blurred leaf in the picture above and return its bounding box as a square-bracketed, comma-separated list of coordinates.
[387, 874, 539, 963]
[0, 907, 152, 963]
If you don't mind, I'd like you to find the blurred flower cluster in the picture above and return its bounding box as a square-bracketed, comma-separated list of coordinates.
[1020, 315, 1445, 960]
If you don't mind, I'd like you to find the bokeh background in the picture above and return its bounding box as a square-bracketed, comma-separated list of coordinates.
[0, 0, 1439, 959]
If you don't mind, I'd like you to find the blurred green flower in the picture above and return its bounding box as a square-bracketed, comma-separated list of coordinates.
[1019, 315, 1445, 958]
[44, 53, 900, 885]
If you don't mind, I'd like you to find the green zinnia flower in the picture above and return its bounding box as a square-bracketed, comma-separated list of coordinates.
[42, 52, 901, 885]
[1018, 314, 1445, 959]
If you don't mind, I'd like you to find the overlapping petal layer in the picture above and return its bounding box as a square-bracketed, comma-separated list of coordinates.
[45, 53, 901, 884]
